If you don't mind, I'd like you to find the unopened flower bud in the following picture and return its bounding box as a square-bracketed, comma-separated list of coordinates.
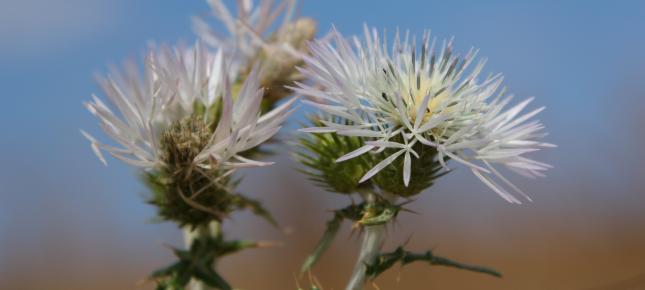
[254, 18, 317, 107]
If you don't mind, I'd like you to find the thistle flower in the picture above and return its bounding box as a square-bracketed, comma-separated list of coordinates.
[295, 26, 555, 203]
[193, 0, 316, 105]
[82, 42, 295, 225]
[83, 42, 293, 172]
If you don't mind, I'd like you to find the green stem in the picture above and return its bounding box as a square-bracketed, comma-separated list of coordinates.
[184, 222, 221, 290]
[345, 192, 396, 290]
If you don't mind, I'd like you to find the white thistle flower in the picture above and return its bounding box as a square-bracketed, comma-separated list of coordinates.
[294, 26, 555, 203]
[193, 0, 307, 65]
[83, 42, 295, 173]
[193, 0, 295, 61]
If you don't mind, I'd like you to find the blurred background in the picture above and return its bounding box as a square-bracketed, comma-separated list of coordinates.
[1, 0, 645, 289]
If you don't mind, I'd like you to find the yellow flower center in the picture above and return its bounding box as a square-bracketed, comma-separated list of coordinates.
[401, 73, 451, 123]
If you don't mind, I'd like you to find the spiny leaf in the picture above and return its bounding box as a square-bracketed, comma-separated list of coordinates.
[151, 235, 263, 290]
[366, 246, 502, 279]
[217, 240, 263, 257]
[358, 198, 409, 226]
[231, 194, 279, 227]
[193, 265, 231, 290]
[300, 203, 367, 273]
[300, 213, 343, 273]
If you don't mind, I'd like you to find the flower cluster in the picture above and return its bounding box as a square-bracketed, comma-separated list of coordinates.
[296, 26, 554, 203]
[82, 1, 556, 288]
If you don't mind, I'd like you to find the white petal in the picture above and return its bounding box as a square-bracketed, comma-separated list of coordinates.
[484, 161, 532, 202]
[80, 130, 107, 166]
[359, 149, 406, 183]
[337, 129, 386, 138]
[403, 151, 411, 186]
[299, 127, 337, 133]
[471, 168, 521, 204]
[336, 145, 375, 162]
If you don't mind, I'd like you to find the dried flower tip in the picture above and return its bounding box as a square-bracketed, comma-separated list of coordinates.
[159, 116, 211, 168]
[255, 17, 317, 104]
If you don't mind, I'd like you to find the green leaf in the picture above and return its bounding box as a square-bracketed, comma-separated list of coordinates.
[300, 202, 366, 273]
[300, 213, 343, 273]
[366, 246, 502, 279]
[231, 194, 279, 227]
[193, 264, 232, 290]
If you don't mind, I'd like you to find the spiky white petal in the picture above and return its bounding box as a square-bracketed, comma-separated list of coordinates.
[194, 67, 296, 166]
[84, 42, 292, 172]
[193, 0, 302, 67]
[296, 26, 554, 202]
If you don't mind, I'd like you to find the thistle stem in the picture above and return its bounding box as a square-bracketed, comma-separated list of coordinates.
[345, 193, 396, 290]
[184, 221, 221, 290]
[345, 222, 387, 290]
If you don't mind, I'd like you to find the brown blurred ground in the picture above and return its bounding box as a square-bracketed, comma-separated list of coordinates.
[3, 150, 645, 290]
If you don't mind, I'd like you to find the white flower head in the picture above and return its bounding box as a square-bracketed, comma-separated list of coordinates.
[83, 42, 295, 174]
[193, 0, 316, 85]
[295, 26, 555, 203]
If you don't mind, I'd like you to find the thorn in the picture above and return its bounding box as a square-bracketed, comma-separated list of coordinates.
[372, 281, 382, 290]
[403, 234, 414, 247]
[399, 207, 419, 215]
[160, 242, 177, 250]
[256, 240, 284, 249]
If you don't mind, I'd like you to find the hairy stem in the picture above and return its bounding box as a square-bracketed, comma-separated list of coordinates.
[184, 222, 221, 290]
[345, 222, 387, 290]
[345, 193, 395, 290]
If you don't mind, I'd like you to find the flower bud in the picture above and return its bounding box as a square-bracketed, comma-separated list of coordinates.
[252, 18, 317, 108]
[146, 116, 233, 227]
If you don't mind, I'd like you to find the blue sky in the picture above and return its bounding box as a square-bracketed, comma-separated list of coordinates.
[2, 0, 645, 242]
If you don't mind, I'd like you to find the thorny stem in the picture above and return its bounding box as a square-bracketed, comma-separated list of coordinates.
[184, 221, 221, 290]
[345, 192, 396, 290]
